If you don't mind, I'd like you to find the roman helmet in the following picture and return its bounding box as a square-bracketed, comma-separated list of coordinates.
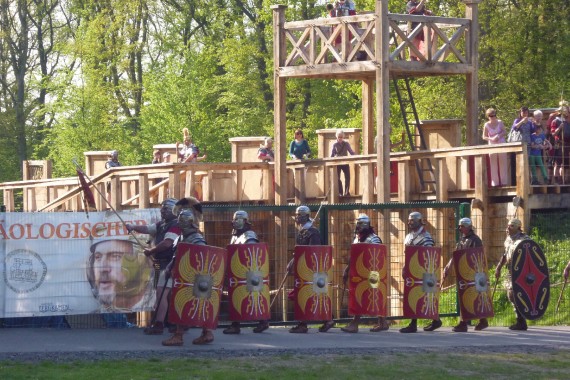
[160, 198, 178, 221]
[408, 211, 425, 230]
[295, 205, 311, 225]
[232, 210, 249, 230]
[178, 208, 199, 234]
[458, 217, 472, 229]
[355, 213, 371, 234]
[173, 197, 203, 221]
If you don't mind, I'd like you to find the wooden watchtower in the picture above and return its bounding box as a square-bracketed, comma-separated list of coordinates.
[271, 0, 482, 207]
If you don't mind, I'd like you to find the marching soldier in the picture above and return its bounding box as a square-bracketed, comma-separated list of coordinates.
[494, 218, 531, 331]
[162, 206, 216, 345]
[400, 211, 441, 333]
[126, 198, 181, 335]
[442, 217, 489, 332]
[223, 210, 270, 334]
[289, 205, 335, 333]
[341, 214, 390, 333]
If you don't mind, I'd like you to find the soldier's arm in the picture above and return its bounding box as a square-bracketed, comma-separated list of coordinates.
[144, 238, 175, 257]
[443, 257, 453, 278]
[126, 224, 151, 234]
[564, 261, 570, 281]
[495, 254, 506, 279]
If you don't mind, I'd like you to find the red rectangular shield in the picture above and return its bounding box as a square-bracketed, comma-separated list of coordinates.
[402, 245, 441, 320]
[292, 245, 333, 322]
[348, 243, 388, 317]
[226, 243, 270, 322]
[168, 243, 227, 329]
[453, 246, 494, 320]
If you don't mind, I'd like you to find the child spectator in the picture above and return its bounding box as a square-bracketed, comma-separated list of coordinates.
[529, 123, 551, 185]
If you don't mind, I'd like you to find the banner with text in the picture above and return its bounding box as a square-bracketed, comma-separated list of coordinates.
[0, 210, 161, 318]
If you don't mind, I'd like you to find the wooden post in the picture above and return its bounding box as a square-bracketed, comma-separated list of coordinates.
[138, 174, 150, 209]
[515, 148, 530, 230]
[376, 0, 390, 204]
[272, 4, 289, 319]
[464, 0, 481, 146]
[362, 79, 375, 155]
[474, 154, 489, 252]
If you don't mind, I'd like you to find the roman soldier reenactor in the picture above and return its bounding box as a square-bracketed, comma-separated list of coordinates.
[400, 211, 441, 333]
[443, 217, 489, 332]
[223, 210, 270, 334]
[288, 205, 335, 333]
[342, 214, 390, 333]
[126, 198, 181, 335]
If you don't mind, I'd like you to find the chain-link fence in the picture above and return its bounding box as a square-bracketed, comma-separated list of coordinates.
[3, 204, 568, 330]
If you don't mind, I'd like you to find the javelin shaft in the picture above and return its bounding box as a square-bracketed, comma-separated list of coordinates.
[270, 269, 290, 309]
[72, 159, 147, 247]
[556, 279, 567, 313]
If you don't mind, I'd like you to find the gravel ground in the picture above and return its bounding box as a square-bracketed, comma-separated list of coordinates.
[1, 345, 568, 363]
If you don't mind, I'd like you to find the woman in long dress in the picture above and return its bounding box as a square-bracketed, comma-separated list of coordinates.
[482, 108, 508, 186]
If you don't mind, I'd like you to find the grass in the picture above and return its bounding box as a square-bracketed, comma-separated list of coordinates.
[1, 350, 570, 379]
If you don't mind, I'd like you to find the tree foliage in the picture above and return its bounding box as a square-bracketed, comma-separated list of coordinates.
[0, 0, 569, 183]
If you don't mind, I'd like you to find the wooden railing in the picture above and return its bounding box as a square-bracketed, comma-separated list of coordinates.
[280, 13, 470, 69]
[0, 142, 548, 214]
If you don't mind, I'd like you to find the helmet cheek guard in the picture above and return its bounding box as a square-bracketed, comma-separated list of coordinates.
[295, 205, 311, 225]
[232, 210, 248, 230]
[178, 209, 198, 233]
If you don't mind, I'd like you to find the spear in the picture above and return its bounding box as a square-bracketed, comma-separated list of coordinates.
[556, 279, 567, 313]
[72, 159, 147, 248]
[269, 270, 290, 309]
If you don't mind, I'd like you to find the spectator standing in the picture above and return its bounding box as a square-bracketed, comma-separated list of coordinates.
[289, 129, 311, 160]
[529, 120, 551, 185]
[331, 130, 355, 196]
[550, 106, 570, 185]
[152, 149, 162, 164]
[482, 108, 508, 186]
[406, 0, 434, 61]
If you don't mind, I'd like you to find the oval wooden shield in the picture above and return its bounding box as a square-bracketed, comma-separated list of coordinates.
[348, 243, 388, 317]
[292, 245, 333, 322]
[168, 243, 227, 329]
[511, 239, 550, 320]
[452, 247, 494, 320]
[402, 246, 441, 320]
[226, 243, 270, 322]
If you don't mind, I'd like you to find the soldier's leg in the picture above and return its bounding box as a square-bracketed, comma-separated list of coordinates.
[341, 315, 360, 333]
[474, 318, 489, 331]
[193, 328, 214, 344]
[370, 316, 390, 332]
[399, 318, 417, 333]
[223, 321, 241, 334]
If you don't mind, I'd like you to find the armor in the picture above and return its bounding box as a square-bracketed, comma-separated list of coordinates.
[153, 219, 180, 267]
[347, 243, 388, 317]
[182, 230, 206, 245]
[230, 230, 258, 245]
[353, 233, 382, 244]
[226, 243, 270, 321]
[296, 226, 322, 245]
[452, 246, 494, 320]
[402, 245, 441, 320]
[168, 243, 227, 329]
[455, 229, 483, 250]
[404, 227, 434, 247]
[291, 245, 333, 322]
